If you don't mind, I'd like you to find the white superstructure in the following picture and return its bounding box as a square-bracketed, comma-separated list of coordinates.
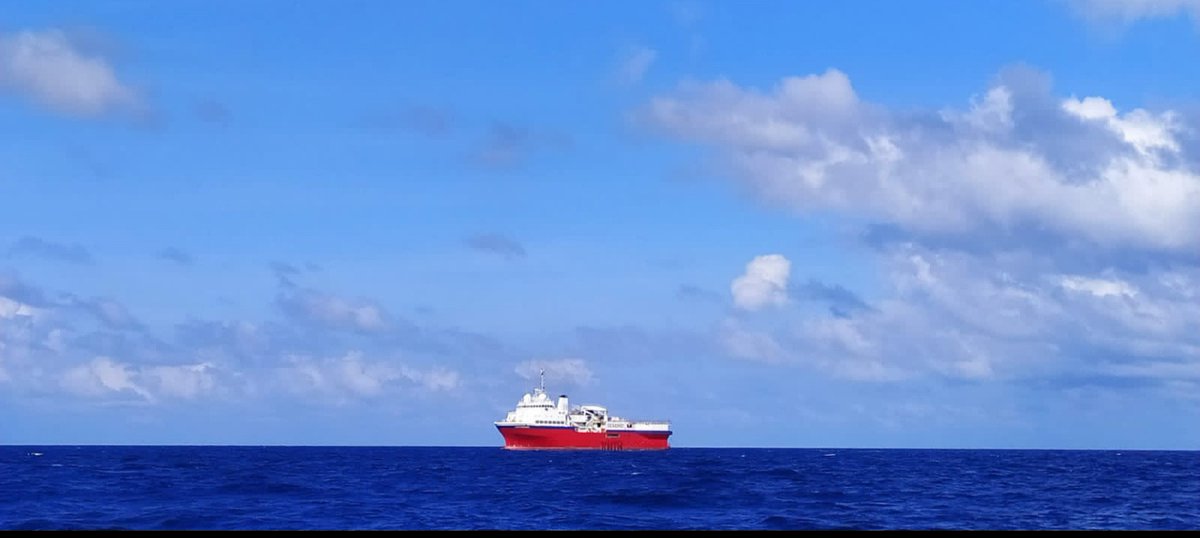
[493, 370, 671, 433]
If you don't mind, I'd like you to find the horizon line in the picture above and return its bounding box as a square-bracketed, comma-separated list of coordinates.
[5, 444, 1197, 452]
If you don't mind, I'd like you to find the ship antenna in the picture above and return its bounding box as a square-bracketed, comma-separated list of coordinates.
[539, 369, 545, 392]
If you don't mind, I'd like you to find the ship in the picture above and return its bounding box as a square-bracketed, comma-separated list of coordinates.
[495, 370, 672, 450]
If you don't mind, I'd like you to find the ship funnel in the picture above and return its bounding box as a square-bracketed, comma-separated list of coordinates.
[557, 395, 568, 412]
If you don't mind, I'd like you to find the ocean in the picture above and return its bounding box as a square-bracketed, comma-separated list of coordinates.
[2, 446, 1197, 530]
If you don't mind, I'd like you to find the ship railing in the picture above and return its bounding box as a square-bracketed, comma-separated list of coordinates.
[625, 420, 671, 428]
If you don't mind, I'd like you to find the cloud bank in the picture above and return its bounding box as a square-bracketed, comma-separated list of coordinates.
[643, 67, 1199, 255]
[645, 66, 1200, 396]
[0, 269, 467, 406]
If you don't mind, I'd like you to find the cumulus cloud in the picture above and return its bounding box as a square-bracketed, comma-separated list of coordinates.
[720, 245, 1200, 384]
[2, 278, 187, 402]
[616, 45, 657, 85]
[61, 357, 154, 401]
[0, 268, 485, 411]
[0, 29, 140, 117]
[59, 357, 218, 402]
[516, 358, 594, 386]
[1061, 95, 1179, 155]
[143, 363, 217, 399]
[465, 233, 527, 260]
[1, 290, 462, 405]
[646, 66, 1200, 392]
[731, 254, 791, 310]
[641, 67, 1200, 254]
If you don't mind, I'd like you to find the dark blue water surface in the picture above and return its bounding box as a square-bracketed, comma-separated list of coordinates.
[2, 447, 1197, 530]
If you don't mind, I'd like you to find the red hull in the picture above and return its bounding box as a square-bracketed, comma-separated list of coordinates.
[497, 425, 671, 450]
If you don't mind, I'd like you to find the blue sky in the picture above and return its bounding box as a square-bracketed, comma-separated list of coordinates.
[2, 0, 1199, 448]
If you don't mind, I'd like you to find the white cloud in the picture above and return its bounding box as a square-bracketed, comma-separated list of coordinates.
[957, 86, 1015, 133]
[0, 295, 41, 320]
[59, 357, 221, 402]
[0, 266, 508, 415]
[144, 363, 217, 399]
[61, 357, 154, 401]
[731, 254, 791, 311]
[0, 29, 140, 117]
[1062, 96, 1179, 156]
[335, 353, 393, 395]
[642, 68, 1200, 253]
[617, 46, 657, 85]
[277, 287, 388, 333]
[0, 281, 59, 386]
[720, 313, 909, 382]
[1060, 275, 1138, 298]
[402, 366, 460, 392]
[0, 272, 480, 407]
[281, 352, 459, 399]
[717, 244, 1200, 385]
[516, 358, 594, 386]
[655, 70, 1200, 388]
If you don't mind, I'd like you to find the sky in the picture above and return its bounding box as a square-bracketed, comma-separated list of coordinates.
[2, 0, 1199, 448]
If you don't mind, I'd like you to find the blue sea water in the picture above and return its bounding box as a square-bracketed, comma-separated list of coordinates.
[2, 446, 1197, 530]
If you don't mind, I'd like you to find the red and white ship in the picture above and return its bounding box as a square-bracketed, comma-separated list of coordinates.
[495, 371, 672, 450]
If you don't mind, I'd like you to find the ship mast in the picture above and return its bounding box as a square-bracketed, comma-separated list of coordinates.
[539, 369, 545, 392]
